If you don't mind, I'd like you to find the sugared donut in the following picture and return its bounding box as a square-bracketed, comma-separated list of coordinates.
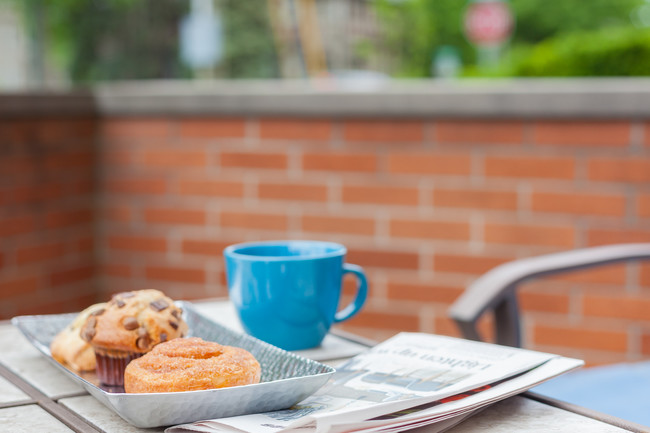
[123, 337, 261, 393]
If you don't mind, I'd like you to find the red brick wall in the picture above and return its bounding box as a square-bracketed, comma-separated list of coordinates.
[0, 117, 98, 317]
[3, 113, 650, 367]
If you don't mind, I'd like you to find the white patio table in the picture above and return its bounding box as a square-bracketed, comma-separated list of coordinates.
[0, 299, 646, 433]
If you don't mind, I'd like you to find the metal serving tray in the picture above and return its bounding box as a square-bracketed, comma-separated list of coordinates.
[11, 301, 335, 428]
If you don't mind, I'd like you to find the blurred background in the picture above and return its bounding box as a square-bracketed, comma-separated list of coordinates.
[2, 0, 650, 373]
[2, 0, 650, 89]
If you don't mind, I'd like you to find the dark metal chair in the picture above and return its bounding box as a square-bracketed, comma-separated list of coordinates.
[448, 243, 650, 427]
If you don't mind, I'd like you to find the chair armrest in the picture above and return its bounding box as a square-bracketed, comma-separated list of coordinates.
[448, 243, 650, 347]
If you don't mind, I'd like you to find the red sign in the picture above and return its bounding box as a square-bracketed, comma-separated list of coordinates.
[464, 0, 514, 46]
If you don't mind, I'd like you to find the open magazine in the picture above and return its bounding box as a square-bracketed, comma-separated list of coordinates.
[167, 332, 583, 433]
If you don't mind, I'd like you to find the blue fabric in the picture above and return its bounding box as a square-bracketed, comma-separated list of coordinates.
[532, 360, 650, 426]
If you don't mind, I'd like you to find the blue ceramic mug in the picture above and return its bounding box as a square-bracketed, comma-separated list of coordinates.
[223, 240, 368, 350]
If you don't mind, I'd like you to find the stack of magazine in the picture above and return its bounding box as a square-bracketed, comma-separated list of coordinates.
[167, 332, 583, 433]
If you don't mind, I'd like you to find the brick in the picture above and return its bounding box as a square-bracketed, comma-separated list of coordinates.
[220, 211, 287, 231]
[583, 295, 650, 321]
[435, 317, 462, 337]
[547, 264, 626, 285]
[302, 215, 375, 235]
[0, 153, 40, 179]
[179, 118, 246, 138]
[533, 325, 627, 352]
[435, 315, 495, 340]
[45, 209, 93, 229]
[533, 121, 630, 146]
[102, 118, 172, 139]
[0, 216, 35, 237]
[433, 187, 517, 211]
[0, 119, 33, 144]
[435, 120, 524, 144]
[45, 151, 94, 170]
[67, 179, 94, 197]
[16, 242, 66, 265]
[637, 194, 650, 218]
[220, 152, 287, 169]
[259, 118, 332, 141]
[387, 281, 463, 303]
[642, 333, 650, 356]
[343, 185, 419, 206]
[302, 152, 377, 173]
[345, 310, 420, 331]
[50, 265, 94, 286]
[520, 292, 570, 314]
[105, 206, 132, 223]
[344, 120, 424, 143]
[388, 153, 471, 176]
[485, 223, 575, 247]
[0, 276, 39, 298]
[347, 249, 419, 270]
[145, 266, 205, 284]
[390, 219, 470, 241]
[0, 155, 33, 176]
[587, 229, 650, 246]
[101, 263, 133, 278]
[178, 179, 244, 197]
[259, 183, 327, 202]
[485, 156, 575, 180]
[12, 184, 64, 204]
[108, 235, 167, 253]
[531, 191, 626, 217]
[588, 158, 650, 183]
[645, 122, 650, 147]
[35, 118, 97, 143]
[143, 150, 207, 168]
[342, 274, 369, 296]
[433, 254, 513, 275]
[105, 177, 167, 195]
[182, 240, 233, 257]
[144, 208, 206, 225]
[641, 264, 650, 288]
[102, 149, 134, 167]
[76, 236, 94, 253]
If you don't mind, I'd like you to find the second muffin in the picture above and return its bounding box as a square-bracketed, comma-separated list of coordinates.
[80, 289, 188, 387]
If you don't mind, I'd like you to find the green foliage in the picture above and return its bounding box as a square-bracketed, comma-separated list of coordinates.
[510, 27, 650, 77]
[374, 0, 470, 77]
[12, 0, 650, 81]
[219, 0, 278, 78]
[372, 0, 648, 78]
[18, 0, 191, 84]
[14, 0, 278, 84]
[510, 0, 644, 43]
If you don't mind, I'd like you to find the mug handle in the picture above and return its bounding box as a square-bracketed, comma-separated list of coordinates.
[334, 263, 368, 323]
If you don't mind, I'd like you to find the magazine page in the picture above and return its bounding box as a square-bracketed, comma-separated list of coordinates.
[166, 332, 574, 433]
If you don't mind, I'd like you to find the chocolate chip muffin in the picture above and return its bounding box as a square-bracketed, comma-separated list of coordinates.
[80, 289, 188, 387]
[50, 303, 108, 372]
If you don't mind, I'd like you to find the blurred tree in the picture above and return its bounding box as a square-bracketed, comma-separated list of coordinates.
[44, 0, 190, 84]
[511, 26, 650, 77]
[13, 0, 279, 85]
[372, 0, 647, 77]
[512, 0, 643, 43]
[219, 0, 279, 78]
[373, 0, 468, 77]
